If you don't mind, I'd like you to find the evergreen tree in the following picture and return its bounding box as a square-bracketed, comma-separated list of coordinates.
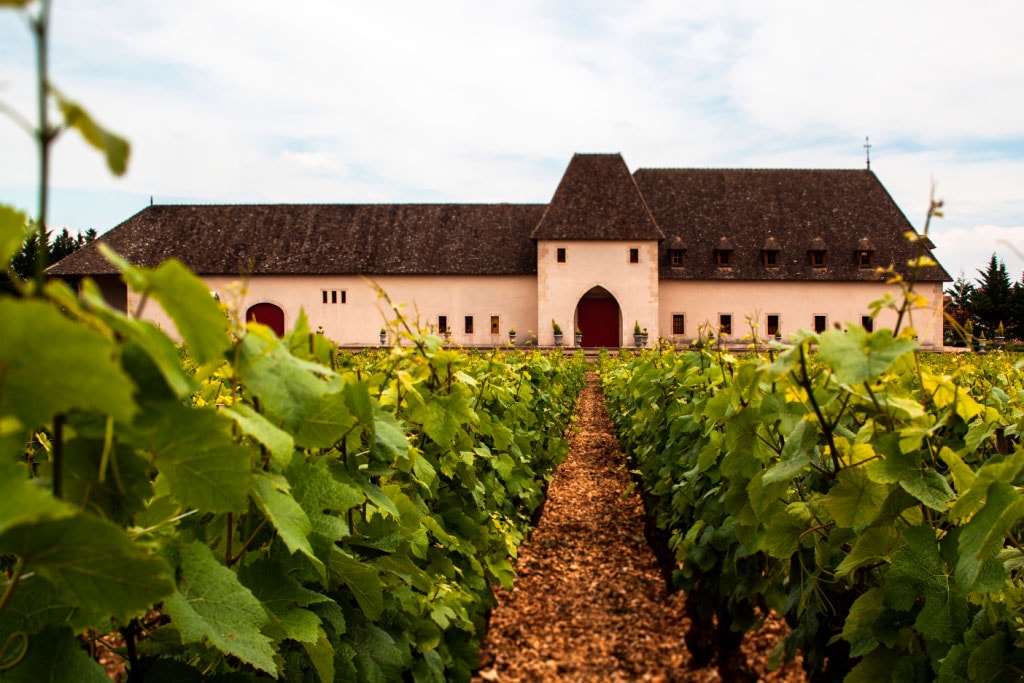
[971, 254, 1014, 338]
[944, 271, 975, 343]
[0, 225, 96, 294]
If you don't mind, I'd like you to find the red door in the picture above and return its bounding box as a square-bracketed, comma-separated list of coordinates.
[577, 297, 620, 348]
[246, 303, 285, 337]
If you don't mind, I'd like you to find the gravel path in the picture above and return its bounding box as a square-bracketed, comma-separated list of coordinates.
[474, 373, 806, 683]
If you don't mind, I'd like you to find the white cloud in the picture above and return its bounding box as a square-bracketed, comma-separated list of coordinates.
[1, 0, 1022, 284]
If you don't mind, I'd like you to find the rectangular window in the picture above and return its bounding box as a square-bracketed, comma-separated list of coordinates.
[556, 247, 566, 263]
[814, 315, 828, 333]
[438, 315, 448, 333]
[715, 250, 731, 267]
[669, 249, 684, 266]
[763, 251, 778, 267]
[672, 314, 685, 335]
[629, 247, 640, 264]
[465, 316, 474, 334]
[322, 289, 346, 304]
[490, 316, 500, 334]
[861, 315, 874, 332]
[719, 314, 732, 336]
[858, 251, 873, 268]
[811, 251, 827, 268]
[767, 314, 780, 336]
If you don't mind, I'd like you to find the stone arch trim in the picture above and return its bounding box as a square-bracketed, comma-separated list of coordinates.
[574, 285, 622, 348]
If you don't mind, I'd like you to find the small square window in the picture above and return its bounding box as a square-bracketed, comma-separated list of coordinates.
[669, 249, 684, 266]
[763, 250, 779, 267]
[629, 248, 640, 263]
[719, 314, 732, 336]
[814, 315, 827, 333]
[465, 316, 474, 334]
[715, 250, 731, 267]
[810, 251, 827, 268]
[556, 247, 566, 263]
[767, 314, 780, 336]
[672, 314, 685, 335]
[490, 316, 500, 334]
[861, 315, 874, 332]
[858, 251, 873, 268]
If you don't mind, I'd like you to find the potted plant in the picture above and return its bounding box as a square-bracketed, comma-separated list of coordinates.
[574, 326, 583, 347]
[633, 321, 646, 348]
[996, 321, 1006, 348]
[964, 320, 974, 349]
[774, 325, 782, 342]
[379, 328, 387, 346]
[508, 327, 516, 345]
[552, 320, 563, 346]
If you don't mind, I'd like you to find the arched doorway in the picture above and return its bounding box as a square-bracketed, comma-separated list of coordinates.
[575, 286, 621, 348]
[246, 303, 285, 337]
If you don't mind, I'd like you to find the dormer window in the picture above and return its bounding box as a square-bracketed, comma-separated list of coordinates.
[808, 236, 827, 269]
[856, 237, 875, 269]
[714, 236, 734, 268]
[762, 235, 780, 268]
[668, 236, 686, 268]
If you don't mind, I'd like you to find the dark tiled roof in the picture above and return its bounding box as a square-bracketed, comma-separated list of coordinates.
[632, 168, 951, 282]
[530, 153, 665, 241]
[48, 203, 544, 276]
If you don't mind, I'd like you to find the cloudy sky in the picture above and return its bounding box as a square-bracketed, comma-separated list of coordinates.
[2, 1, 1023, 285]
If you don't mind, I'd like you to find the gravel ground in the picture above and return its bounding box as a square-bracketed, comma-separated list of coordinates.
[474, 373, 807, 683]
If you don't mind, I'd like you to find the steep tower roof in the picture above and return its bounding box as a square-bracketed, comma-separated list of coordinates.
[530, 153, 665, 241]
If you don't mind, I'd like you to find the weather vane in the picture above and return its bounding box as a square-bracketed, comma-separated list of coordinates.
[864, 136, 872, 170]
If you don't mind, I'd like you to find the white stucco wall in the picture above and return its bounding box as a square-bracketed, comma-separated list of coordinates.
[128, 274, 537, 347]
[124, 270, 944, 350]
[658, 280, 945, 348]
[536, 240, 660, 346]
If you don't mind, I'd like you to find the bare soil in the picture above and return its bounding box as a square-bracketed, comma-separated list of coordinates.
[474, 373, 806, 683]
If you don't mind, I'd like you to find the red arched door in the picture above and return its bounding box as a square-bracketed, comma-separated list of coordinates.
[575, 287, 621, 348]
[246, 303, 285, 337]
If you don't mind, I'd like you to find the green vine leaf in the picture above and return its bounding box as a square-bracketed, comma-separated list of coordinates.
[817, 326, 916, 386]
[52, 91, 130, 176]
[0, 627, 110, 682]
[0, 205, 29, 272]
[823, 467, 889, 531]
[163, 541, 277, 676]
[884, 525, 967, 643]
[126, 401, 251, 513]
[956, 482, 1024, 591]
[0, 299, 137, 430]
[0, 513, 174, 624]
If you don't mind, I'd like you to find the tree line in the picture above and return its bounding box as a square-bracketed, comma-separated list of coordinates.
[0, 225, 96, 294]
[944, 253, 1024, 343]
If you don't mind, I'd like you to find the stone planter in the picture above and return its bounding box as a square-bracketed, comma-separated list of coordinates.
[553, 332, 563, 346]
[508, 332, 516, 345]
[574, 333, 583, 347]
[634, 333, 648, 348]
[379, 331, 387, 347]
